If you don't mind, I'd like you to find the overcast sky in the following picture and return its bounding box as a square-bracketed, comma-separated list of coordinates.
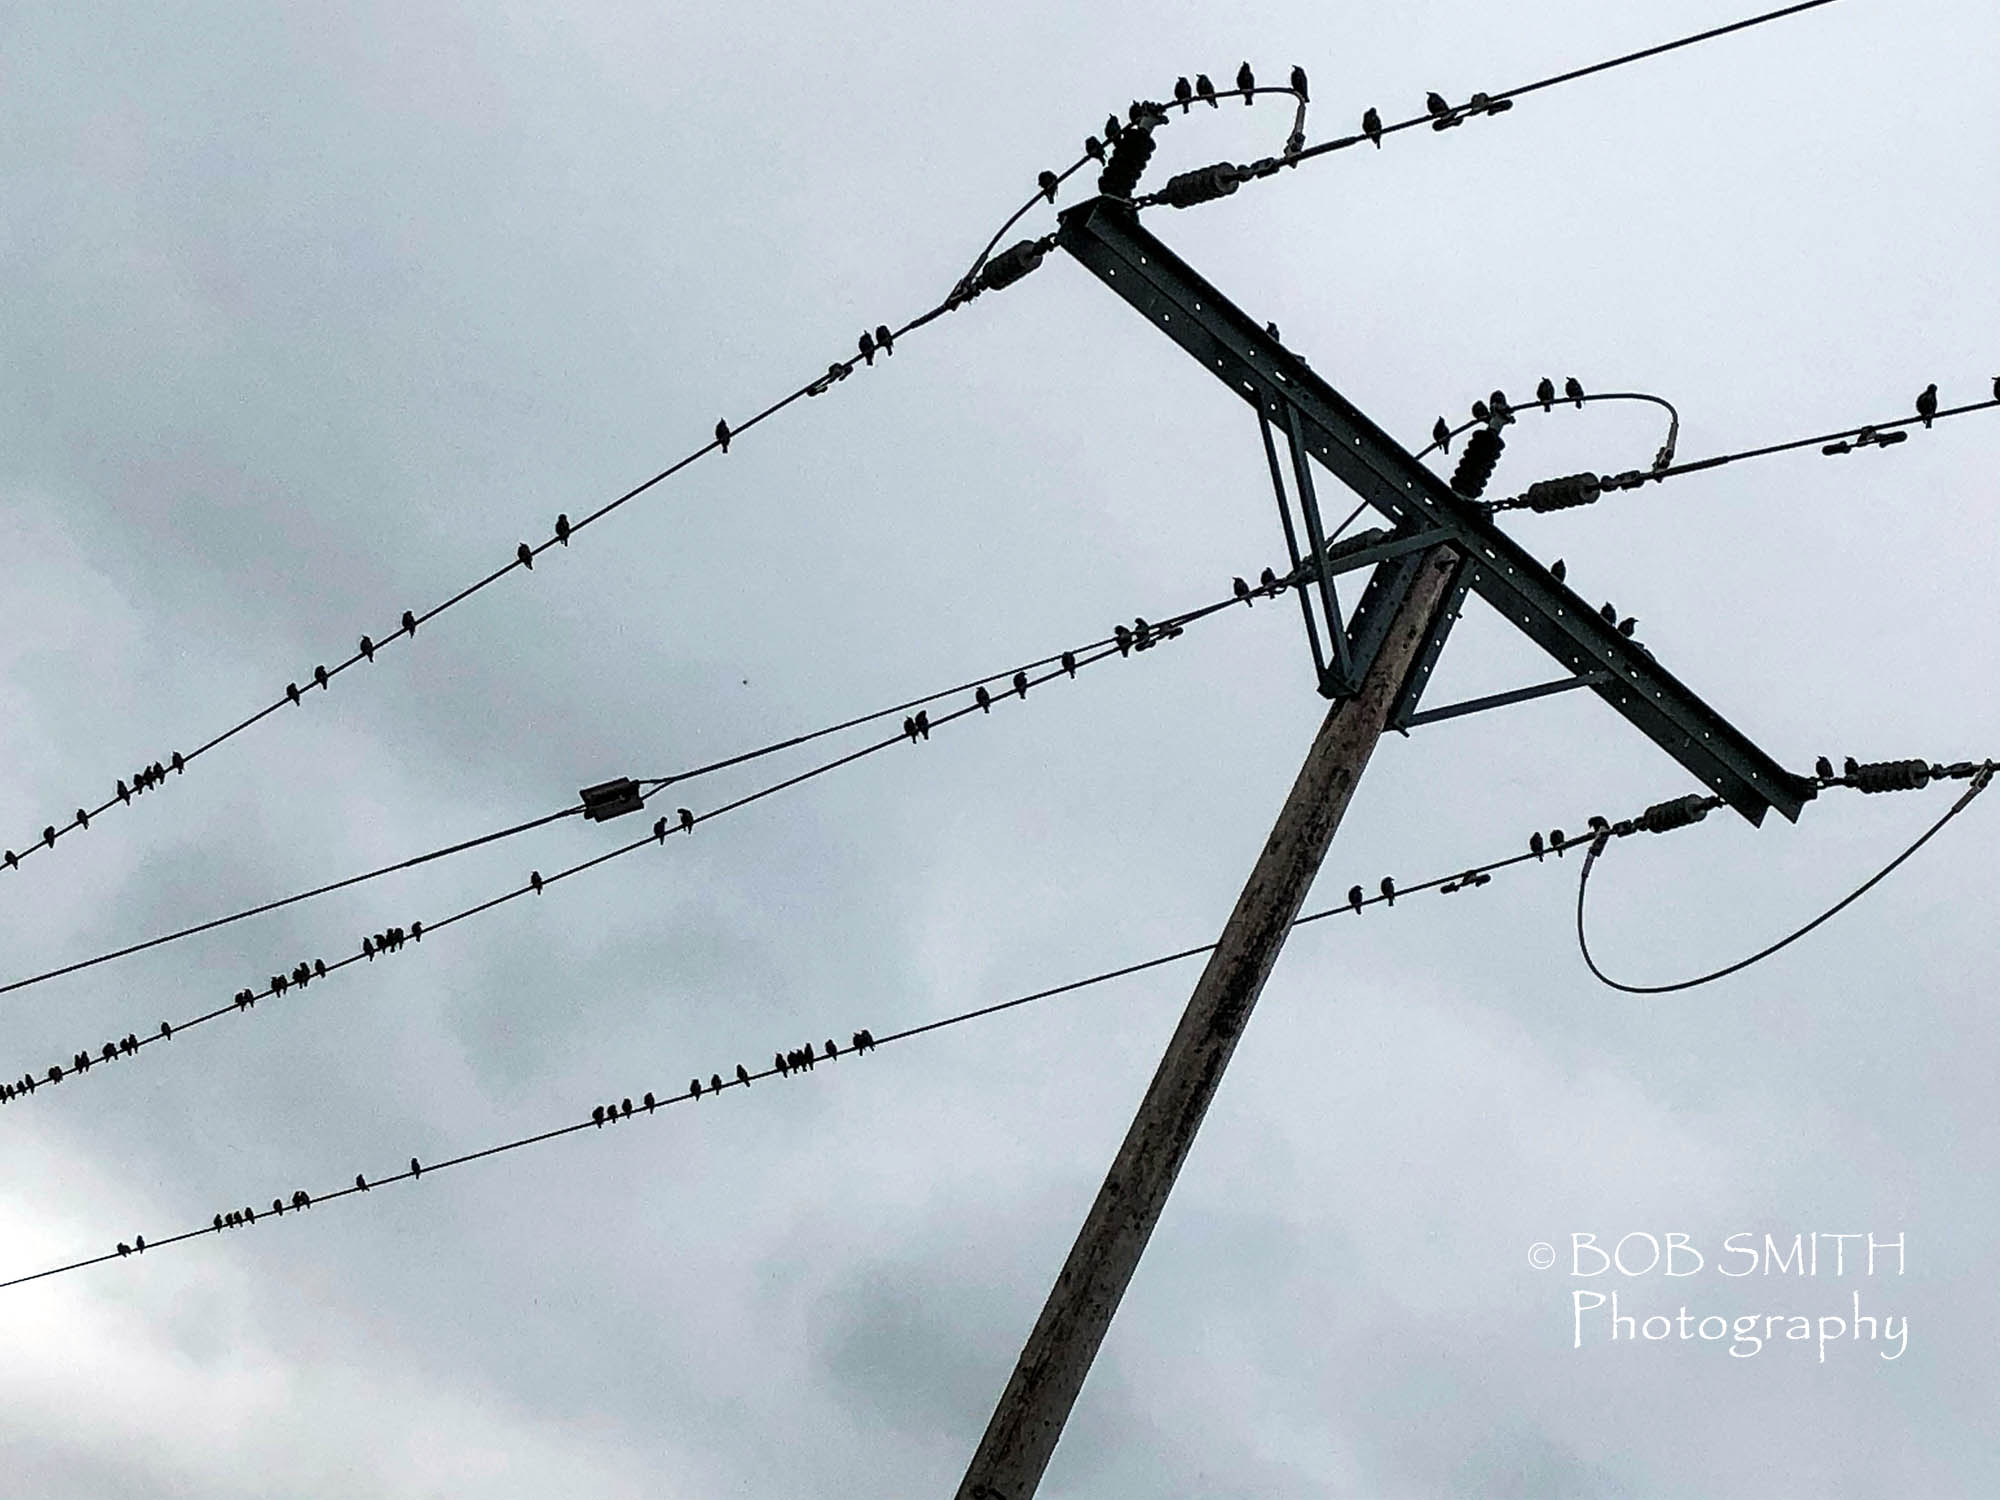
[3, 2, 1996, 1495]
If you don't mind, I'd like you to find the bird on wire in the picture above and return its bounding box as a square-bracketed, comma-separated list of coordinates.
[1362, 107, 1383, 147]
[1195, 74, 1217, 108]
[735, 1064, 751, 1087]
[1916, 383, 1938, 428]
[1174, 76, 1192, 112]
[1432, 416, 1451, 451]
[714, 419, 731, 452]
[517, 543, 533, 570]
[678, 807, 695, 834]
[1237, 62, 1255, 98]
[1565, 376, 1584, 407]
[555, 514, 570, 545]
[1290, 65, 1308, 100]
[1537, 377, 1556, 411]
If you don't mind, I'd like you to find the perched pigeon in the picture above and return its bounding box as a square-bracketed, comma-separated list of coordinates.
[1916, 383, 1938, 428]
[1362, 107, 1383, 147]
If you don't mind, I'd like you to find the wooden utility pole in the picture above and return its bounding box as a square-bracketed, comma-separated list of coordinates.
[954, 544, 1459, 1500]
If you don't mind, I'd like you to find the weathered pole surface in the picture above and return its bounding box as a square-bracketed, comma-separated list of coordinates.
[953, 544, 1460, 1500]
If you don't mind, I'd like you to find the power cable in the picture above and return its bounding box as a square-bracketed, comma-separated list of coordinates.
[0, 581, 1262, 1105]
[1576, 762, 1993, 995]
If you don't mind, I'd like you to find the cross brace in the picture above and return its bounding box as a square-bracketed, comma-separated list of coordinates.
[1055, 196, 1812, 825]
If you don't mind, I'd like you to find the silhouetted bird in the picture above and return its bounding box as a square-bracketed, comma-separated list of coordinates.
[411, 1157, 422, 1178]
[643, 1092, 656, 1111]
[402, 609, 418, 636]
[1173, 76, 1192, 112]
[1432, 416, 1451, 451]
[1537, 377, 1556, 411]
[214, 1215, 224, 1231]
[355, 1174, 368, 1191]
[621, 1098, 632, 1118]
[1564, 376, 1584, 407]
[1844, 756, 1860, 778]
[654, 816, 668, 842]
[858, 1028, 877, 1052]
[555, 513, 571, 545]
[1290, 65, 1308, 100]
[1061, 651, 1077, 676]
[775, 1051, 790, 1077]
[1259, 566, 1279, 594]
[171, 752, 182, 774]
[1426, 91, 1449, 117]
[1916, 383, 1938, 428]
[517, 542, 533, 569]
[710, 1072, 724, 1093]
[1380, 876, 1396, 906]
[1362, 107, 1383, 147]
[1265, 321, 1282, 343]
[135, 1236, 145, 1252]
[1550, 829, 1566, 856]
[274, 1199, 286, 1215]
[1490, 390, 1512, 423]
[593, 1105, 606, 1127]
[1196, 74, 1217, 107]
[736, 1064, 750, 1087]
[714, 418, 731, 452]
[1551, 558, 1566, 582]
[1470, 400, 1489, 424]
[294, 1190, 310, 1208]
[1618, 617, 1638, 638]
[75, 807, 88, 830]
[160, 1022, 172, 1040]
[1348, 885, 1363, 913]
[1114, 625, 1133, 656]
[530, 870, 543, 894]
[975, 685, 992, 712]
[903, 716, 918, 741]
[314, 664, 328, 690]
[1084, 134, 1105, 162]
[286, 683, 300, 706]
[875, 325, 894, 355]
[1531, 831, 1546, 860]
[117, 1242, 131, 1257]
[851, 1031, 869, 1052]
[1233, 576, 1252, 605]
[1815, 756, 1834, 780]
[1012, 671, 1029, 699]
[360, 634, 374, 661]
[1237, 62, 1255, 98]
[858, 329, 877, 367]
[690, 1076, 702, 1099]
[1599, 602, 1617, 624]
[678, 807, 694, 833]
[913, 711, 930, 739]
[117, 779, 130, 804]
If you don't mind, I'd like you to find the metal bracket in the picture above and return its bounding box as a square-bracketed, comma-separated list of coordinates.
[1056, 196, 1812, 824]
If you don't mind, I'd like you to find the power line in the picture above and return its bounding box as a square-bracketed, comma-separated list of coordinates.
[0, 581, 1261, 1106]
[0, 782, 1684, 1291]
[1576, 762, 1993, 995]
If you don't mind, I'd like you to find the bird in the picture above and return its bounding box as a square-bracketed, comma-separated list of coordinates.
[1103, 114, 1123, 146]
[1550, 829, 1567, 857]
[313, 664, 328, 689]
[690, 1076, 703, 1099]
[710, 1072, 724, 1093]
[1618, 617, 1638, 638]
[1115, 625, 1133, 656]
[1234, 576, 1252, 605]
[1259, 566, 1279, 595]
[355, 1174, 368, 1191]
[286, 683, 301, 706]
[736, 1063, 751, 1087]
[1916, 383, 1938, 428]
[1489, 390, 1512, 423]
[555, 513, 570, 545]
[160, 1021, 172, 1040]
[1537, 376, 1556, 411]
[273, 1199, 286, 1215]
[360, 634, 374, 661]
[875, 325, 894, 356]
[293, 1190, 310, 1209]
[1084, 134, 1104, 162]
[1013, 670, 1029, 699]
[1195, 74, 1217, 107]
[621, 1098, 632, 1118]
[1237, 62, 1255, 98]
[1173, 76, 1192, 112]
[1530, 831, 1546, 860]
[517, 542, 533, 569]
[1362, 107, 1383, 147]
[1061, 651, 1077, 676]
[214, 1215, 224, 1231]
[1550, 558, 1567, 583]
[1290, 65, 1308, 100]
[410, 1157, 422, 1178]
[1347, 885, 1363, 913]
[775, 1050, 790, 1077]
[825, 1039, 839, 1060]
[903, 715, 917, 741]
[975, 685, 992, 713]
[1380, 876, 1396, 906]
[678, 807, 695, 833]
[858, 329, 876, 365]
[115, 778, 130, 804]
[1265, 320, 1282, 343]
[1815, 756, 1834, 780]
[117, 1242, 130, 1257]
[643, 1092, 656, 1111]
[75, 807, 88, 830]
[1470, 399, 1489, 425]
[1600, 602, 1618, 624]
[402, 609, 418, 636]
[530, 870, 543, 894]
[715, 418, 731, 452]
[593, 1105, 606, 1127]
[134, 1236, 144, 1252]
[654, 816, 668, 842]
[1426, 91, 1449, 117]
[1432, 416, 1451, 452]
[408, 923, 420, 944]
[913, 710, 930, 739]
[1564, 376, 1584, 407]
[1844, 756, 1860, 778]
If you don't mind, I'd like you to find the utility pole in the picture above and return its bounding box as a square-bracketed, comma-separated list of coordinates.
[954, 542, 1458, 1500]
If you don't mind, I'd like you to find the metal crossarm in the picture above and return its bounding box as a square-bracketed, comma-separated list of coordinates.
[1056, 196, 1812, 824]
